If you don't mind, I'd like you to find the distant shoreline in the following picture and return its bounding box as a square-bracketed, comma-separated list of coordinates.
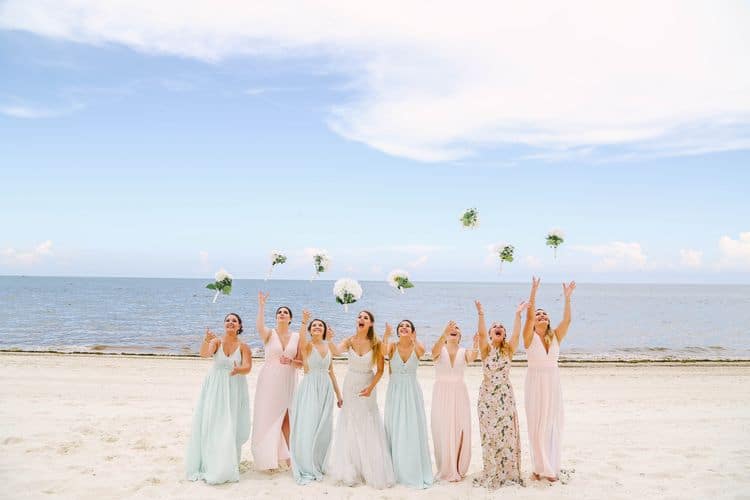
[2, 349, 749, 366]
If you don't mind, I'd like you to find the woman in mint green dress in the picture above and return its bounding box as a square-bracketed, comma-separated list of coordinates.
[290, 311, 343, 485]
[185, 313, 252, 484]
[383, 320, 434, 489]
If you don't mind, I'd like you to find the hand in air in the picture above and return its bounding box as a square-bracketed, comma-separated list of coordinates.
[302, 309, 312, 324]
[474, 300, 484, 315]
[563, 281, 576, 299]
[532, 276, 541, 290]
[258, 291, 269, 306]
[204, 328, 216, 343]
[516, 301, 530, 315]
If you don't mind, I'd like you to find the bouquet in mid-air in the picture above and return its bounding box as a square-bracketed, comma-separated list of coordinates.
[388, 269, 414, 294]
[546, 229, 565, 259]
[311, 249, 331, 280]
[206, 268, 232, 303]
[459, 208, 480, 229]
[266, 251, 287, 280]
[333, 278, 362, 312]
[491, 243, 515, 272]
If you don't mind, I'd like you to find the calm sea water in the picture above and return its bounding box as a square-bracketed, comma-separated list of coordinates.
[1, 276, 748, 360]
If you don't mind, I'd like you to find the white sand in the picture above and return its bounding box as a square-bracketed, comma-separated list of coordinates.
[0, 353, 748, 499]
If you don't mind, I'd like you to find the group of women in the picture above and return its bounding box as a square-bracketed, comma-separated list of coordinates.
[185, 277, 576, 489]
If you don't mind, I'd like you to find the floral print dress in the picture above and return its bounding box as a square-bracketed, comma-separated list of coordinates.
[473, 346, 522, 488]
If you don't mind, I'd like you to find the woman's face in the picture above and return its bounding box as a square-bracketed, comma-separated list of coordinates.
[276, 307, 292, 325]
[447, 324, 461, 344]
[309, 320, 326, 340]
[490, 323, 506, 343]
[357, 311, 373, 331]
[224, 314, 240, 334]
[397, 321, 413, 337]
[535, 309, 549, 327]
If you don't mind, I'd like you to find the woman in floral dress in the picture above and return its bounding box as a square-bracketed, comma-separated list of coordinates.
[472, 299, 528, 488]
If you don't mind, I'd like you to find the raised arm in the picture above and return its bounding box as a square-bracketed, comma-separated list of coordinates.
[381, 322, 394, 359]
[475, 300, 489, 359]
[466, 333, 480, 363]
[327, 328, 350, 357]
[555, 281, 576, 344]
[509, 301, 529, 354]
[199, 328, 220, 357]
[523, 277, 541, 349]
[255, 291, 272, 344]
[230, 342, 253, 376]
[431, 321, 453, 360]
[293, 309, 312, 368]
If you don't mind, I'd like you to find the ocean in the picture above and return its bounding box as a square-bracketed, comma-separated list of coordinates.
[1, 276, 748, 360]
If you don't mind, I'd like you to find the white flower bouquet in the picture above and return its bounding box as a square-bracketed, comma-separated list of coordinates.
[459, 208, 480, 229]
[311, 250, 331, 280]
[206, 268, 232, 303]
[546, 229, 565, 259]
[387, 269, 414, 294]
[266, 251, 287, 280]
[333, 278, 362, 312]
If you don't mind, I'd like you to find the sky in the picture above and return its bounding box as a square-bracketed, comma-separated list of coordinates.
[1, 1, 749, 283]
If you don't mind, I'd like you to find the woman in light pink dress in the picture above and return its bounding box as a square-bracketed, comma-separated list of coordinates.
[522, 277, 576, 482]
[430, 321, 479, 482]
[251, 291, 301, 471]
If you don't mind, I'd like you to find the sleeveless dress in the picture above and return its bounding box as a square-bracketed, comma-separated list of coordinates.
[290, 346, 335, 485]
[329, 348, 395, 489]
[185, 342, 251, 484]
[431, 346, 471, 482]
[384, 348, 433, 489]
[473, 346, 522, 488]
[525, 334, 564, 478]
[251, 329, 299, 470]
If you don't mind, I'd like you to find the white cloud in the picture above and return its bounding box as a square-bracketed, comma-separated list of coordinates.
[679, 249, 703, 269]
[1, 1, 748, 161]
[718, 232, 750, 270]
[2, 240, 53, 266]
[572, 241, 647, 272]
[523, 255, 543, 270]
[408, 255, 429, 269]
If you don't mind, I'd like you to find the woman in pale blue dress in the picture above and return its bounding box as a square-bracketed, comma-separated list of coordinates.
[383, 320, 433, 489]
[185, 313, 252, 484]
[290, 312, 343, 485]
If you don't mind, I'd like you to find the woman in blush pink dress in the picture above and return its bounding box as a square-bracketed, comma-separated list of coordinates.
[430, 321, 479, 482]
[522, 277, 576, 482]
[251, 291, 301, 471]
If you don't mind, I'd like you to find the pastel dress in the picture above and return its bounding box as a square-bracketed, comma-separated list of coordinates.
[329, 348, 395, 489]
[473, 346, 522, 488]
[185, 341, 251, 484]
[290, 346, 335, 485]
[431, 346, 471, 482]
[524, 334, 564, 478]
[251, 329, 299, 470]
[384, 348, 434, 489]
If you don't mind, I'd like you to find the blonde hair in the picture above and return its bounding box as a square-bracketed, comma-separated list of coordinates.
[490, 323, 513, 359]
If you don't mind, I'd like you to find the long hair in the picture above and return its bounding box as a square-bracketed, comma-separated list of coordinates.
[536, 308, 554, 346]
[361, 310, 382, 364]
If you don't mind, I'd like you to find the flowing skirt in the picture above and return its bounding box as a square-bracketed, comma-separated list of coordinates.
[329, 370, 395, 489]
[431, 379, 471, 482]
[290, 371, 334, 485]
[185, 369, 250, 484]
[524, 366, 564, 477]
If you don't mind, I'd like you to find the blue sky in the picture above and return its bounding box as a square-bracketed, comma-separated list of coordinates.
[1, 1, 749, 283]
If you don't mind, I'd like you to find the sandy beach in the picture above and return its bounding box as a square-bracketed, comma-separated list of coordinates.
[0, 353, 748, 499]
